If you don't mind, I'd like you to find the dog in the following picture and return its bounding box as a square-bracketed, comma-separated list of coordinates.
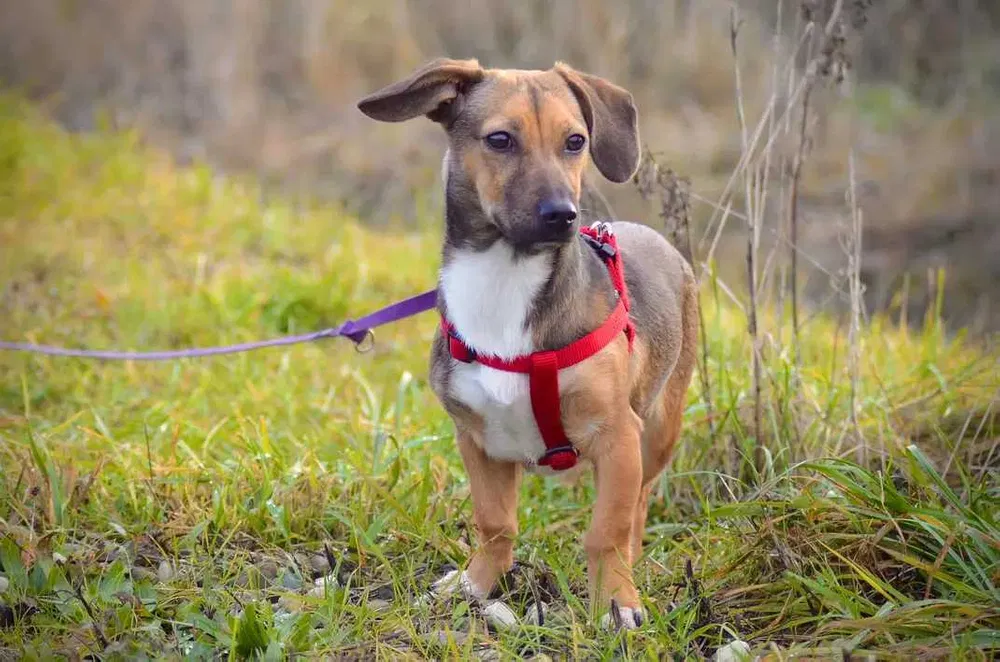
[357, 58, 698, 630]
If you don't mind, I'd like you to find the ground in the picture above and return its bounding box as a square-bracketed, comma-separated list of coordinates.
[0, 97, 998, 660]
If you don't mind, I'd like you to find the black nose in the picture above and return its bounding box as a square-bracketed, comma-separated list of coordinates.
[537, 198, 578, 229]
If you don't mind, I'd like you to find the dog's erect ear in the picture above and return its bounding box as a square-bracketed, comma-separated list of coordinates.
[357, 58, 485, 126]
[554, 63, 640, 183]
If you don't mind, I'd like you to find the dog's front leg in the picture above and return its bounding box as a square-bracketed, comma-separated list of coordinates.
[436, 430, 521, 601]
[585, 412, 644, 629]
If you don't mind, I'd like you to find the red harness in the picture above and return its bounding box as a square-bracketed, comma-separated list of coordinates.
[440, 224, 635, 471]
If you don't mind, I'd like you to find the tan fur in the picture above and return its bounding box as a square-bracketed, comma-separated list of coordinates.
[457, 429, 522, 594]
[358, 58, 698, 627]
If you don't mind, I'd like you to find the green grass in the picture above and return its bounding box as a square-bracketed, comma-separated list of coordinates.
[0, 95, 998, 660]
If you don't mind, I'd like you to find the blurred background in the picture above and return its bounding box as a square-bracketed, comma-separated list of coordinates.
[2, 0, 998, 334]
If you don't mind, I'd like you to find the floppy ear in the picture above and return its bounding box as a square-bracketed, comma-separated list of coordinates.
[357, 58, 485, 126]
[554, 62, 640, 183]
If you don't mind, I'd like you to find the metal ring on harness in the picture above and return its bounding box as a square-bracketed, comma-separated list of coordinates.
[354, 329, 375, 353]
[589, 221, 614, 237]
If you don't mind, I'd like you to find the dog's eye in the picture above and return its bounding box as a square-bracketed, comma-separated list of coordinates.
[565, 134, 586, 153]
[485, 132, 514, 151]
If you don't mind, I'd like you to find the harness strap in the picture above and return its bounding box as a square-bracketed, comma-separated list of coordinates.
[442, 225, 634, 471]
[444, 299, 630, 373]
[528, 351, 577, 470]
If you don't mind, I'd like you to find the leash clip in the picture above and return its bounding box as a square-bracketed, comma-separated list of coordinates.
[354, 329, 375, 353]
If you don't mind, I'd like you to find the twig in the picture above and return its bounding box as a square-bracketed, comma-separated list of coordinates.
[144, 422, 154, 481]
[845, 148, 865, 464]
[689, 190, 852, 295]
[633, 152, 716, 440]
[787, 68, 811, 364]
[71, 580, 110, 649]
[787, 0, 845, 368]
[730, 8, 763, 459]
[922, 525, 959, 600]
[697, 24, 817, 259]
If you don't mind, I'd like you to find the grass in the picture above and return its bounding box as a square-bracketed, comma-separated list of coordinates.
[0, 95, 998, 660]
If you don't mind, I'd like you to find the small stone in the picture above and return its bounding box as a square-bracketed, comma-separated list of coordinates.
[293, 553, 312, 572]
[61, 543, 83, 556]
[52, 552, 67, 565]
[131, 566, 157, 582]
[280, 569, 303, 590]
[156, 560, 175, 583]
[309, 554, 331, 575]
[240, 566, 272, 589]
[367, 599, 391, 613]
[0, 575, 8, 593]
[525, 601, 548, 626]
[481, 600, 518, 631]
[277, 594, 302, 613]
[474, 647, 501, 661]
[307, 574, 339, 598]
[257, 560, 279, 580]
[313, 574, 338, 589]
[424, 630, 468, 647]
[411, 591, 435, 608]
[714, 639, 752, 662]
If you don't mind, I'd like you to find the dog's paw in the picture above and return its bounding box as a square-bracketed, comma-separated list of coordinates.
[432, 569, 490, 600]
[599, 600, 645, 630]
[414, 569, 491, 608]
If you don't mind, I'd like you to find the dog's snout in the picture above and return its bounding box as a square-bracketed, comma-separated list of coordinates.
[537, 198, 578, 230]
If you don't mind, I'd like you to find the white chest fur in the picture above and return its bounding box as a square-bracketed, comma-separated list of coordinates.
[440, 242, 553, 465]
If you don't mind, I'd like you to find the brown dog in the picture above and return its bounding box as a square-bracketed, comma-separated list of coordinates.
[358, 58, 698, 629]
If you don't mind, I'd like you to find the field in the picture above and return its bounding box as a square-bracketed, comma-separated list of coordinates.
[1, 94, 999, 660]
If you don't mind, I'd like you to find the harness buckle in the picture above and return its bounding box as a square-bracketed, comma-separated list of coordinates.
[582, 234, 617, 261]
[447, 330, 476, 363]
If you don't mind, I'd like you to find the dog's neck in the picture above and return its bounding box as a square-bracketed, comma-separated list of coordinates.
[438, 169, 615, 360]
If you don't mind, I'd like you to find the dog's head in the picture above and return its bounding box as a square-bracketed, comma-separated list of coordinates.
[357, 59, 640, 249]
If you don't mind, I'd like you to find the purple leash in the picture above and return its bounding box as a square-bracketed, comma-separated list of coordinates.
[0, 289, 438, 360]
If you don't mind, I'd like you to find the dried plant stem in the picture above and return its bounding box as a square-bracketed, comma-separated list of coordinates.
[689, 233, 716, 442]
[730, 9, 763, 457]
[633, 153, 716, 440]
[788, 81, 811, 363]
[846, 149, 865, 465]
[678, 187, 717, 443]
[71, 579, 110, 649]
[746, 200, 764, 454]
[786, 0, 845, 366]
